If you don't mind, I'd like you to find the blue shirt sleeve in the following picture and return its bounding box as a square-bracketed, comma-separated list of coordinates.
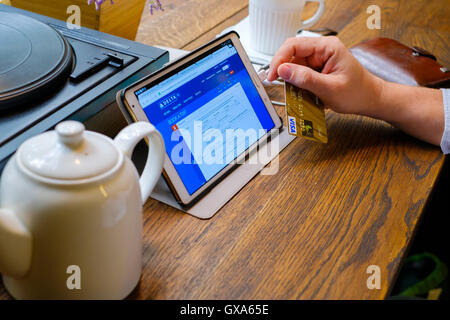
[441, 89, 450, 154]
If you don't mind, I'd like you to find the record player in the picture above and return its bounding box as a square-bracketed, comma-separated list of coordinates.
[0, 4, 169, 171]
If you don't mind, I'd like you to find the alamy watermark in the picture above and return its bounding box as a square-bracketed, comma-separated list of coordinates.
[169, 123, 281, 176]
[66, 5, 81, 29]
[66, 1, 165, 29]
[366, 265, 381, 290]
[66, 265, 81, 290]
[366, 5, 381, 30]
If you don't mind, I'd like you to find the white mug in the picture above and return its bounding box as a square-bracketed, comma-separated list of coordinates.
[249, 0, 325, 55]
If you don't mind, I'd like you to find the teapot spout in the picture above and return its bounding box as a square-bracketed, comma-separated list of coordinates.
[0, 209, 32, 278]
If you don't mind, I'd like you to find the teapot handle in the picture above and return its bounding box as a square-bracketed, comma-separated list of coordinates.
[114, 122, 165, 204]
[0, 209, 33, 278]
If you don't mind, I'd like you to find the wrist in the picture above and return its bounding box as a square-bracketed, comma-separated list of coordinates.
[360, 78, 445, 146]
[360, 74, 388, 120]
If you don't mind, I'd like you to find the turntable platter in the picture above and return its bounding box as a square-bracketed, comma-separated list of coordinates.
[0, 12, 73, 110]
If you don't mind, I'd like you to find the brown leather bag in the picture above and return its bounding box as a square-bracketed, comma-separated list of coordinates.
[350, 38, 450, 88]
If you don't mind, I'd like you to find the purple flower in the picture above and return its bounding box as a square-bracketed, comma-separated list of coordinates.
[87, 0, 114, 11]
[87, 0, 164, 15]
[149, 0, 164, 15]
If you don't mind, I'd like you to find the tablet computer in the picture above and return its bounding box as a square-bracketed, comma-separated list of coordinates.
[122, 32, 282, 206]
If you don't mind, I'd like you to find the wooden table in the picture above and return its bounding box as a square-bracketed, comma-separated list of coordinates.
[1, 0, 449, 300]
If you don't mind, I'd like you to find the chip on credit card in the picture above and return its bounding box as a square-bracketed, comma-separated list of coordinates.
[285, 82, 328, 143]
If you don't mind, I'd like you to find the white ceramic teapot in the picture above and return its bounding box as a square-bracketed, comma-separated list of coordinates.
[0, 120, 165, 299]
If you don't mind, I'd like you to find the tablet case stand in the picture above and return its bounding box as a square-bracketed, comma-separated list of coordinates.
[116, 90, 295, 219]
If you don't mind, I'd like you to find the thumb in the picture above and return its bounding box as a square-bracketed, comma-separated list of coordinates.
[278, 63, 330, 97]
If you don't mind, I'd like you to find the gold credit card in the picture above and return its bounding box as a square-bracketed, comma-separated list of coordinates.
[285, 82, 328, 143]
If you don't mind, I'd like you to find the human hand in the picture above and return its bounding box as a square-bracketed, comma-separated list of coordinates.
[268, 36, 445, 148]
[267, 36, 384, 117]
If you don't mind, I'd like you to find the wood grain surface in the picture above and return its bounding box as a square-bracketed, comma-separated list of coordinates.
[1, 0, 448, 300]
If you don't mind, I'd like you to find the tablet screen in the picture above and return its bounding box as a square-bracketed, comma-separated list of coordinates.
[135, 39, 275, 195]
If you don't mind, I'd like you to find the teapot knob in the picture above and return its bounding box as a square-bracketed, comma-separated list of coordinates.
[56, 121, 85, 148]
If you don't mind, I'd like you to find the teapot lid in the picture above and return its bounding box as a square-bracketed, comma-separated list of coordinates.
[17, 121, 122, 183]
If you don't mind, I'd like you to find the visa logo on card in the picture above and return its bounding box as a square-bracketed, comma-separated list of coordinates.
[288, 116, 297, 134]
[285, 82, 328, 143]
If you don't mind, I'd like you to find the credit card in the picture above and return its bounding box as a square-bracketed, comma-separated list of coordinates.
[285, 82, 328, 143]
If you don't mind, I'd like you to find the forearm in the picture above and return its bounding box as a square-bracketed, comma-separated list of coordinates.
[363, 78, 444, 146]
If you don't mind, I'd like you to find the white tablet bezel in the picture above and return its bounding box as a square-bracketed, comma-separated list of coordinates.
[122, 32, 282, 206]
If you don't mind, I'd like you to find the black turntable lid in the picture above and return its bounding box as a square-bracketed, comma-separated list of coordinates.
[0, 12, 73, 110]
